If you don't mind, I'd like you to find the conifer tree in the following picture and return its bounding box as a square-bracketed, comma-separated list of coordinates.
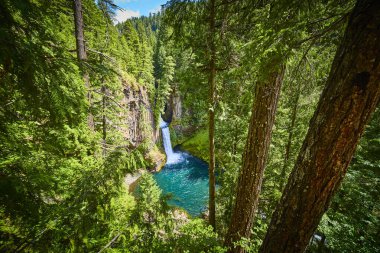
[224, 62, 285, 252]
[260, 1, 380, 252]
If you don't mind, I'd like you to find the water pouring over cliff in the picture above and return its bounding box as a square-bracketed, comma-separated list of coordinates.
[160, 120, 182, 164]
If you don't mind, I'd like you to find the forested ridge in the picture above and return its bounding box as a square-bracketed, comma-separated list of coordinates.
[0, 0, 379, 252]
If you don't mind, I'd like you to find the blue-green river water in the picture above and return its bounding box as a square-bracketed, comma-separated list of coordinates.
[153, 151, 209, 216]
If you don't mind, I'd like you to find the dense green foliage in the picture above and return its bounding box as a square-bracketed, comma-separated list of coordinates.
[162, 0, 379, 252]
[0, 0, 154, 251]
[0, 0, 379, 252]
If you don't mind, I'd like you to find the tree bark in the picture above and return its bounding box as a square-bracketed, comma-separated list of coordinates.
[224, 64, 285, 253]
[208, 0, 217, 231]
[73, 0, 94, 130]
[259, 1, 380, 252]
[73, 0, 87, 61]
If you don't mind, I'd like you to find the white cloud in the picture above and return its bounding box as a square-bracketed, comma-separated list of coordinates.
[148, 6, 161, 15]
[114, 9, 140, 24]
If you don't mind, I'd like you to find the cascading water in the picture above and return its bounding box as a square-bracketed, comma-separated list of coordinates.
[160, 120, 181, 164]
[161, 124, 174, 158]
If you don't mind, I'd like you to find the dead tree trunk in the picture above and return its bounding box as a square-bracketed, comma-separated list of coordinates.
[224, 64, 285, 253]
[73, 0, 94, 130]
[259, 1, 380, 252]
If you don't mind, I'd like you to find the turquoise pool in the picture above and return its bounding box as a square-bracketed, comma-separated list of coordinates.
[153, 151, 209, 216]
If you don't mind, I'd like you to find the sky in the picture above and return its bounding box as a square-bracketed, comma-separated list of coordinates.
[113, 0, 168, 24]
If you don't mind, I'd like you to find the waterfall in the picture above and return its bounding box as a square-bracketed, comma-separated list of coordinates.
[161, 126, 174, 158]
[160, 120, 181, 164]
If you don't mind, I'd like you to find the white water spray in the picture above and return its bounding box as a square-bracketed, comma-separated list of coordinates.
[160, 119, 182, 164]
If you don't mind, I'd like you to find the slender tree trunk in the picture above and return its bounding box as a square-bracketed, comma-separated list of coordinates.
[279, 82, 301, 191]
[232, 121, 239, 162]
[74, 0, 86, 61]
[259, 1, 380, 252]
[102, 85, 107, 156]
[73, 0, 94, 130]
[208, 0, 217, 231]
[224, 64, 285, 253]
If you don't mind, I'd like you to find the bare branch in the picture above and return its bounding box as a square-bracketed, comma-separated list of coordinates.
[97, 232, 122, 253]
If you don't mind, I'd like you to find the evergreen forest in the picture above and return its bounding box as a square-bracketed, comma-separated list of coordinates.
[0, 0, 379, 252]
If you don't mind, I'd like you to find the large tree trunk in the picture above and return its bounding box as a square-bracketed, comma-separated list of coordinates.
[224, 64, 285, 253]
[73, 0, 94, 130]
[259, 1, 380, 252]
[208, 0, 217, 231]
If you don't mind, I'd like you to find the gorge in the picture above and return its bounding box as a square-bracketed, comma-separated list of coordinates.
[1, 0, 379, 252]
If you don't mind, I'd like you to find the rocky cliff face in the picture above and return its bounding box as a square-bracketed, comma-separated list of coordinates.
[121, 84, 165, 170]
[122, 84, 158, 146]
[161, 85, 199, 147]
[172, 87, 182, 121]
[162, 85, 182, 123]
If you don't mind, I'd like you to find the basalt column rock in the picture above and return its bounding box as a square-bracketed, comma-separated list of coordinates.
[122, 84, 158, 146]
[162, 85, 182, 123]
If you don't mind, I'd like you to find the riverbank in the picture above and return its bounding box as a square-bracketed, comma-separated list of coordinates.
[179, 129, 209, 162]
